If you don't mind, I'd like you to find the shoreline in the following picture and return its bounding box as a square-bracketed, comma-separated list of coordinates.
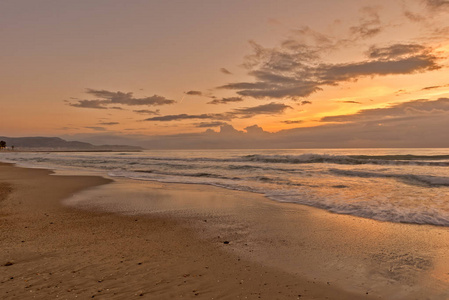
[0, 162, 361, 299]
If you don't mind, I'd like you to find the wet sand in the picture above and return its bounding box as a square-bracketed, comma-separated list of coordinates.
[0, 162, 361, 299]
[64, 178, 449, 299]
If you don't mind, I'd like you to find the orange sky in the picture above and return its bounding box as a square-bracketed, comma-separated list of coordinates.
[1, 0, 449, 145]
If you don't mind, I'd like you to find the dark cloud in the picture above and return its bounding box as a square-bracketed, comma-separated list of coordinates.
[98, 122, 119, 125]
[367, 44, 426, 59]
[145, 102, 291, 122]
[145, 113, 225, 122]
[301, 100, 312, 105]
[68, 89, 175, 109]
[220, 79, 322, 99]
[422, 85, 441, 90]
[337, 101, 362, 104]
[185, 90, 202, 96]
[282, 120, 303, 124]
[231, 102, 292, 118]
[220, 68, 232, 75]
[316, 54, 440, 83]
[69, 100, 108, 109]
[320, 98, 449, 123]
[207, 97, 244, 105]
[195, 121, 229, 128]
[424, 0, 449, 9]
[421, 84, 449, 90]
[133, 109, 160, 115]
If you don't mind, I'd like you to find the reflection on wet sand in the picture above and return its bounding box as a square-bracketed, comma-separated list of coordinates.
[65, 178, 449, 299]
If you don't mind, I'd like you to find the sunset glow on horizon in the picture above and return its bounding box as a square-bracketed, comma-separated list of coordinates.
[1, 0, 449, 148]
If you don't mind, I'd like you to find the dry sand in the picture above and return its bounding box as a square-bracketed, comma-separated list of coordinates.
[0, 163, 362, 299]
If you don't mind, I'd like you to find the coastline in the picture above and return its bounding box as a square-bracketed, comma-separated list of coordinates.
[0, 162, 361, 299]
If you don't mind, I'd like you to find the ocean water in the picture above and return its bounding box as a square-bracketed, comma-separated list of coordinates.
[2, 148, 449, 226]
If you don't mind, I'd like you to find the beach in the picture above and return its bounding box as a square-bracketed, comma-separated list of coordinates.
[0, 162, 362, 299]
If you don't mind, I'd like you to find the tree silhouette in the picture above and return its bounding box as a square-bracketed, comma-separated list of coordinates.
[0, 141, 6, 149]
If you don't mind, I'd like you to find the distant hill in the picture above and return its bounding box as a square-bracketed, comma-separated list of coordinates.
[0, 136, 143, 151]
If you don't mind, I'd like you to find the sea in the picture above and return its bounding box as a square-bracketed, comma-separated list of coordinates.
[2, 148, 449, 227]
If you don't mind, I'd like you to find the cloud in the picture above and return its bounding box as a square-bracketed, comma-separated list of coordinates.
[133, 109, 160, 115]
[421, 84, 449, 90]
[315, 54, 440, 83]
[291, 26, 333, 46]
[68, 97, 449, 149]
[98, 122, 119, 125]
[337, 100, 362, 104]
[195, 121, 229, 128]
[219, 38, 441, 100]
[69, 100, 108, 109]
[68, 89, 175, 109]
[145, 113, 225, 122]
[349, 6, 383, 39]
[244, 125, 266, 134]
[185, 90, 202, 96]
[282, 120, 303, 124]
[85, 126, 107, 131]
[403, 1, 449, 27]
[424, 0, 449, 9]
[220, 68, 232, 75]
[404, 10, 426, 22]
[231, 102, 292, 118]
[145, 102, 291, 122]
[207, 97, 244, 105]
[320, 98, 449, 123]
[301, 100, 312, 105]
[367, 44, 426, 59]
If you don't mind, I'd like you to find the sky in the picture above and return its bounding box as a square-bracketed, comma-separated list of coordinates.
[1, 0, 449, 148]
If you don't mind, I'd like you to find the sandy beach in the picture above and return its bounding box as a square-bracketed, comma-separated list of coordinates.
[0, 162, 363, 299]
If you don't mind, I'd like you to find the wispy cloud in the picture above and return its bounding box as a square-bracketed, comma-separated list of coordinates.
[367, 44, 426, 59]
[207, 97, 244, 105]
[195, 121, 229, 128]
[424, 0, 449, 10]
[349, 6, 383, 39]
[70, 100, 108, 109]
[98, 122, 119, 125]
[421, 83, 449, 90]
[220, 68, 232, 75]
[144, 102, 291, 122]
[231, 102, 292, 118]
[133, 109, 160, 115]
[337, 100, 362, 104]
[85, 126, 107, 131]
[282, 120, 303, 124]
[144, 113, 224, 122]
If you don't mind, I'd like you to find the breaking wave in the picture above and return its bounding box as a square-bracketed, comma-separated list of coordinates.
[241, 154, 449, 166]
